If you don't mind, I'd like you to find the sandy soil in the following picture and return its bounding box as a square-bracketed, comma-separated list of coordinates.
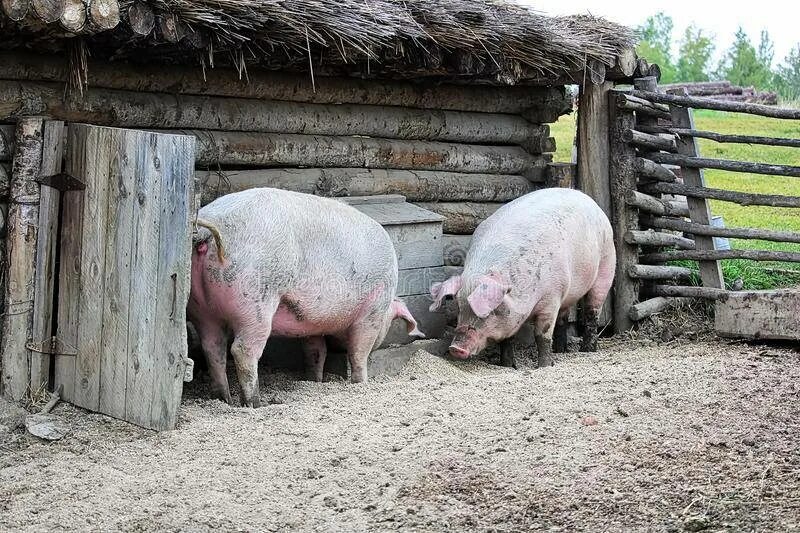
[1, 334, 798, 532]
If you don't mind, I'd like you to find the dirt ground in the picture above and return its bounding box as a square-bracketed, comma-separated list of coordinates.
[1, 329, 799, 532]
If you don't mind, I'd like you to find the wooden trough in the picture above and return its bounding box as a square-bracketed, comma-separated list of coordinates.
[715, 290, 800, 341]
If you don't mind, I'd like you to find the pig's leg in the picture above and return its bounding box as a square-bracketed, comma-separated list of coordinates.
[579, 300, 600, 352]
[196, 322, 232, 404]
[302, 336, 327, 382]
[532, 305, 559, 368]
[344, 323, 381, 384]
[552, 310, 570, 354]
[499, 338, 516, 368]
[229, 301, 276, 407]
[580, 260, 614, 352]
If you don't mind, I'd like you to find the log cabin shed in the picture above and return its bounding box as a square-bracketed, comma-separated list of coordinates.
[0, 0, 641, 429]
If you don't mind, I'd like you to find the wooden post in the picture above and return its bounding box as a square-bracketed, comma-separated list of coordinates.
[29, 121, 65, 392]
[1, 117, 44, 401]
[608, 92, 638, 333]
[577, 80, 614, 326]
[667, 88, 725, 289]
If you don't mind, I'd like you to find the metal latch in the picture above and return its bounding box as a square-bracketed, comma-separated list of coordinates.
[36, 172, 86, 192]
[26, 336, 78, 356]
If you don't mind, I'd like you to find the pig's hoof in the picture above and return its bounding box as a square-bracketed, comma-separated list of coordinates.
[537, 356, 554, 368]
[241, 396, 261, 408]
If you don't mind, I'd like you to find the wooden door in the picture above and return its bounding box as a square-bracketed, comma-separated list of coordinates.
[53, 124, 195, 430]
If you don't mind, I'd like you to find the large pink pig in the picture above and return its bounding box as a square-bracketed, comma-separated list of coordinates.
[429, 188, 615, 368]
[189, 188, 423, 406]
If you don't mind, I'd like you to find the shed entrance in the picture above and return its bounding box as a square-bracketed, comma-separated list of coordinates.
[34, 123, 196, 431]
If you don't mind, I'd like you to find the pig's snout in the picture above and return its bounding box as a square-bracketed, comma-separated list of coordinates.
[448, 345, 471, 359]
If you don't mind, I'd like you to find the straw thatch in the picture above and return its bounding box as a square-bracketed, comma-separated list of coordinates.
[0, 0, 634, 83]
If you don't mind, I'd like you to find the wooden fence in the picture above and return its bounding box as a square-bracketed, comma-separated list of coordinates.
[609, 76, 800, 331]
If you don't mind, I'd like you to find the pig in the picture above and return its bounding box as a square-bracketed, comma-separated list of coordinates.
[188, 188, 424, 407]
[429, 188, 615, 368]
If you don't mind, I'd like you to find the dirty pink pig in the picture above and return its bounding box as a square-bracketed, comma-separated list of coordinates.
[188, 188, 423, 406]
[429, 188, 615, 367]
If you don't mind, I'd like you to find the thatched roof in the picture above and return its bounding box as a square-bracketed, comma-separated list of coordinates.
[0, 0, 635, 83]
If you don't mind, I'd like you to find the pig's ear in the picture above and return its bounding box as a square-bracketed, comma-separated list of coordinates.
[467, 277, 510, 318]
[429, 275, 463, 311]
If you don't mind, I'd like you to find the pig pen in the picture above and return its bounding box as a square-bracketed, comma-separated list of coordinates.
[2, 324, 799, 532]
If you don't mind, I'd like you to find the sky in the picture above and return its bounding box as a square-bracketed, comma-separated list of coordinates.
[516, 0, 799, 67]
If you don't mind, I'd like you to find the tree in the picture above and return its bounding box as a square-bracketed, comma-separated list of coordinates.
[717, 28, 774, 89]
[775, 44, 800, 100]
[675, 25, 714, 82]
[636, 12, 676, 83]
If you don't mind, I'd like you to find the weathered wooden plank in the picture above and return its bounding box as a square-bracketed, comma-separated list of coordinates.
[179, 130, 547, 177]
[123, 131, 163, 428]
[198, 168, 536, 205]
[668, 89, 725, 290]
[69, 124, 111, 410]
[148, 133, 195, 430]
[443, 234, 471, 267]
[397, 266, 449, 297]
[0, 52, 568, 114]
[97, 130, 136, 419]
[0, 118, 43, 401]
[29, 120, 65, 392]
[577, 81, 613, 216]
[0, 80, 550, 146]
[715, 290, 800, 340]
[351, 201, 444, 226]
[608, 90, 638, 333]
[384, 223, 443, 270]
[337, 195, 406, 206]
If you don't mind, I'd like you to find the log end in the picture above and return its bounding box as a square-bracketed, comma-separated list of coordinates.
[89, 0, 120, 30]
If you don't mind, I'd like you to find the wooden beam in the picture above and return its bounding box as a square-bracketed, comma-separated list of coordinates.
[648, 285, 729, 300]
[625, 190, 689, 217]
[630, 89, 800, 120]
[29, 120, 65, 392]
[637, 125, 800, 148]
[629, 296, 691, 321]
[646, 151, 800, 178]
[641, 249, 800, 263]
[577, 81, 613, 216]
[198, 168, 535, 205]
[614, 93, 672, 120]
[645, 216, 800, 244]
[634, 157, 679, 182]
[627, 264, 694, 281]
[646, 181, 800, 208]
[667, 88, 725, 290]
[414, 202, 501, 235]
[625, 229, 695, 249]
[182, 130, 548, 178]
[0, 80, 552, 146]
[0, 52, 569, 115]
[608, 90, 639, 332]
[623, 129, 677, 152]
[1, 117, 43, 401]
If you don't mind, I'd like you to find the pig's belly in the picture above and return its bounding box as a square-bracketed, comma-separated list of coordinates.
[270, 302, 355, 338]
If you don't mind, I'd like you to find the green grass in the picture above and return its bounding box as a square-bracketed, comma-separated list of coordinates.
[549, 109, 800, 289]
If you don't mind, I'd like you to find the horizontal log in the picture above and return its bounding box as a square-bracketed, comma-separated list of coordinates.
[614, 93, 672, 120]
[0, 124, 14, 161]
[637, 125, 800, 149]
[627, 264, 694, 281]
[415, 202, 501, 234]
[634, 157, 678, 182]
[646, 152, 800, 178]
[181, 130, 547, 176]
[0, 52, 569, 115]
[630, 89, 800, 120]
[198, 168, 535, 205]
[625, 229, 695, 249]
[626, 190, 689, 217]
[648, 285, 729, 300]
[623, 129, 677, 152]
[0, 80, 549, 146]
[629, 296, 692, 321]
[641, 249, 800, 263]
[645, 216, 800, 244]
[443, 234, 471, 266]
[645, 182, 800, 208]
[660, 81, 732, 91]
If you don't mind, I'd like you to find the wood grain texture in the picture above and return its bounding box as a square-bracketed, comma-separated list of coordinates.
[30, 121, 65, 392]
[384, 223, 443, 270]
[715, 290, 800, 340]
[0, 117, 43, 400]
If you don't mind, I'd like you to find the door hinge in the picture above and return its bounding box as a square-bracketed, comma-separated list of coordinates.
[26, 336, 78, 356]
[36, 172, 86, 192]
